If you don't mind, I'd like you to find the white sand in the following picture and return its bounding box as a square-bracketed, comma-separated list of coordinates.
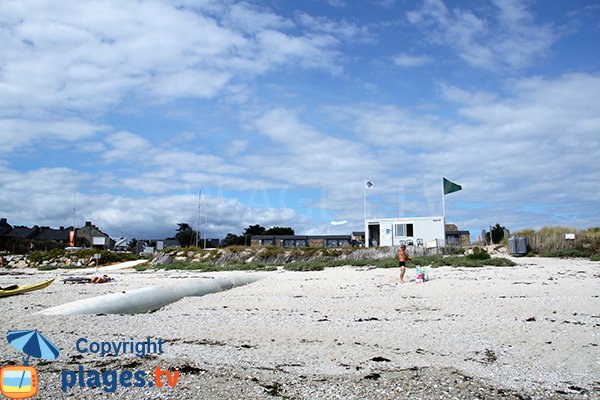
[1, 257, 598, 399]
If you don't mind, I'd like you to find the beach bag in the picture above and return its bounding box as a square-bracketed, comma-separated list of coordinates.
[415, 267, 428, 283]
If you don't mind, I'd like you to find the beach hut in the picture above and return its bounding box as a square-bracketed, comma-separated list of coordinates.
[365, 216, 445, 248]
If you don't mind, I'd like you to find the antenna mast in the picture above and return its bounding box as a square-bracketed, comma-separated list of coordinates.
[195, 190, 201, 247]
[204, 205, 208, 249]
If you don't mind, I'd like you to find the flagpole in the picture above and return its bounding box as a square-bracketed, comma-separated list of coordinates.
[442, 177, 445, 221]
[204, 205, 208, 249]
[196, 190, 201, 247]
[363, 179, 367, 222]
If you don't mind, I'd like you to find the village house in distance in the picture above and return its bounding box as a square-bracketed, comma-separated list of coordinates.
[0, 218, 115, 250]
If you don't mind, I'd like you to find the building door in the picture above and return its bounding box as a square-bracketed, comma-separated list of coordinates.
[368, 224, 380, 247]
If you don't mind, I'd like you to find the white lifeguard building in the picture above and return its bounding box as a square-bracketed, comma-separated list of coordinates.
[365, 216, 445, 248]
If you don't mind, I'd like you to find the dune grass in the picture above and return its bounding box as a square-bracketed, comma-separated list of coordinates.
[137, 261, 277, 272]
[143, 254, 516, 272]
[36, 264, 87, 271]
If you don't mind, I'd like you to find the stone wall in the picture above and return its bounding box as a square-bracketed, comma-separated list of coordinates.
[0, 253, 98, 268]
[0, 254, 30, 268]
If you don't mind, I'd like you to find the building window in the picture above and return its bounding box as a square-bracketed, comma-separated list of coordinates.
[260, 239, 274, 245]
[325, 239, 350, 248]
[282, 239, 308, 248]
[394, 223, 414, 237]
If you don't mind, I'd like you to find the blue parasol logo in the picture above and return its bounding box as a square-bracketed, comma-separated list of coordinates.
[6, 330, 60, 365]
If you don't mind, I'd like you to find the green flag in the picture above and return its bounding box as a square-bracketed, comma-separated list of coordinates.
[443, 177, 462, 195]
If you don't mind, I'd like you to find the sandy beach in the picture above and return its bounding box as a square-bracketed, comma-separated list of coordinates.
[1, 257, 598, 399]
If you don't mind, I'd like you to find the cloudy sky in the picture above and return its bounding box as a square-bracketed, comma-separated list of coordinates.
[1, 0, 599, 241]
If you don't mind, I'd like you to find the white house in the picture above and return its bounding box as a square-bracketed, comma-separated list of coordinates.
[365, 216, 445, 248]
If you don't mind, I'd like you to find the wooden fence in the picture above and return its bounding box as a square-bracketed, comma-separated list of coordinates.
[518, 233, 599, 254]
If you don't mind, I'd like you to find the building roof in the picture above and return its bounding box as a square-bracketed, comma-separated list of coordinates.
[7, 226, 37, 239]
[33, 227, 71, 241]
[445, 230, 470, 236]
[252, 235, 351, 240]
[163, 239, 181, 247]
[0, 218, 12, 235]
[366, 216, 443, 222]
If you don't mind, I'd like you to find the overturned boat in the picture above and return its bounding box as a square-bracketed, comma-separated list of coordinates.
[37, 273, 270, 315]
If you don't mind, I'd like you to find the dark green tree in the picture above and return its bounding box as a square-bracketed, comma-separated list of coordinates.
[127, 238, 138, 252]
[264, 226, 294, 235]
[491, 223, 507, 244]
[243, 224, 266, 236]
[221, 233, 245, 247]
[175, 223, 199, 247]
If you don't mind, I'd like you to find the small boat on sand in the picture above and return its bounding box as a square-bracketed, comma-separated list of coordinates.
[0, 278, 55, 297]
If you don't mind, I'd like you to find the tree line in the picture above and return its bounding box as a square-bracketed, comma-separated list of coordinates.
[221, 224, 294, 246]
[175, 223, 295, 247]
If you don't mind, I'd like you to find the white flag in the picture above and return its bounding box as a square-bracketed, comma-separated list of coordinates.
[365, 180, 374, 189]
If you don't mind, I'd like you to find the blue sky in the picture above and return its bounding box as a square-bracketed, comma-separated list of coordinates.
[1, 0, 599, 241]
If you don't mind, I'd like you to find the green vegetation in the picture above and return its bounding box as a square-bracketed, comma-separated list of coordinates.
[258, 245, 285, 259]
[28, 248, 66, 263]
[490, 223, 507, 244]
[137, 261, 276, 272]
[36, 264, 91, 271]
[410, 255, 514, 268]
[220, 224, 296, 247]
[539, 249, 593, 258]
[29, 249, 138, 266]
[466, 252, 491, 260]
[513, 226, 600, 257]
[590, 254, 600, 262]
[144, 253, 515, 272]
[464, 246, 491, 260]
[175, 223, 197, 247]
[37, 264, 59, 271]
[73, 249, 138, 263]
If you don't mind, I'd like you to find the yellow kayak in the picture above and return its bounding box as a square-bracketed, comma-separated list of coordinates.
[0, 279, 55, 297]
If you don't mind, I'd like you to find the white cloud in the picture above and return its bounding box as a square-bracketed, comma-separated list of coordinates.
[223, 139, 250, 156]
[327, 0, 347, 8]
[248, 107, 381, 183]
[324, 103, 445, 147]
[392, 53, 432, 67]
[310, 72, 600, 229]
[227, 2, 294, 33]
[407, 0, 556, 71]
[101, 131, 154, 163]
[444, 72, 600, 140]
[255, 30, 342, 72]
[296, 13, 374, 43]
[0, 118, 106, 153]
[0, 162, 298, 238]
[0, 1, 597, 239]
[0, 0, 356, 121]
[144, 70, 233, 101]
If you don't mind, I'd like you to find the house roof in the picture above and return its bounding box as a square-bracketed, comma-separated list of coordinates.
[445, 230, 470, 236]
[252, 235, 351, 240]
[114, 237, 128, 247]
[0, 218, 12, 236]
[7, 227, 37, 239]
[33, 228, 71, 241]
